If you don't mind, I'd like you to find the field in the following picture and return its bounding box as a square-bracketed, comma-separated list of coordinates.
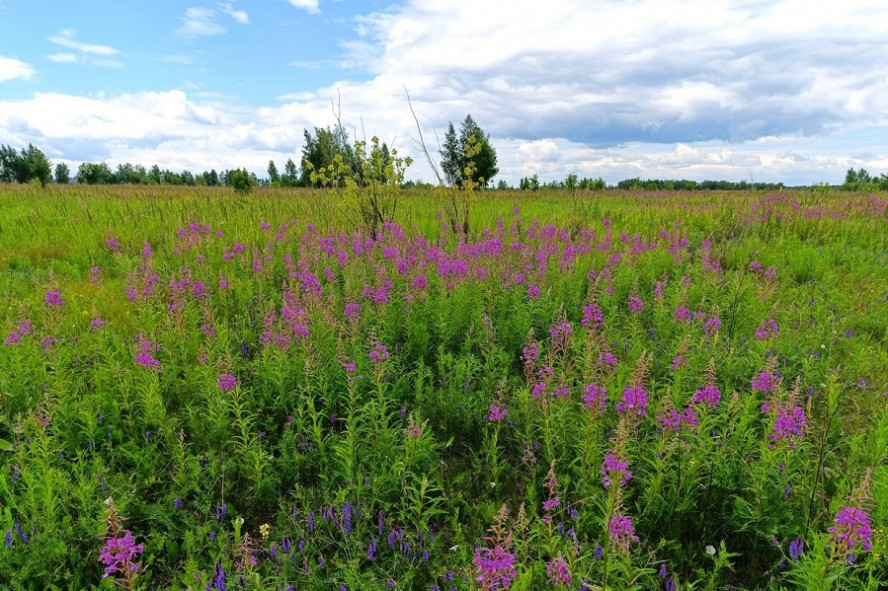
[0, 184, 886, 590]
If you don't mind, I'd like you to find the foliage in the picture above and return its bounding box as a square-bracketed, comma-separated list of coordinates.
[440, 115, 499, 188]
[54, 163, 70, 185]
[229, 168, 256, 196]
[0, 185, 886, 590]
[0, 144, 52, 187]
[301, 126, 357, 187]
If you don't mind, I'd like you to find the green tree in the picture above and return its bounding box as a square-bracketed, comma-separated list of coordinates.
[230, 168, 255, 196]
[77, 162, 113, 184]
[267, 160, 280, 186]
[54, 163, 70, 184]
[440, 114, 498, 188]
[300, 126, 356, 187]
[282, 158, 299, 187]
[22, 145, 52, 187]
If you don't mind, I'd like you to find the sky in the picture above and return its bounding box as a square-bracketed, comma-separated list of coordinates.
[1, 0, 887, 186]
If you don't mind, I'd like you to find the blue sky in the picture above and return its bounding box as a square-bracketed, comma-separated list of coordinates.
[1, 0, 887, 185]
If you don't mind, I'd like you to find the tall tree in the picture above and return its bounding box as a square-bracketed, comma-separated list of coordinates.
[54, 162, 71, 184]
[267, 160, 280, 185]
[300, 126, 356, 187]
[439, 115, 498, 188]
[282, 158, 299, 187]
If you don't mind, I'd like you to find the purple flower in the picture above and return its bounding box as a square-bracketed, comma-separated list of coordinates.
[703, 316, 721, 336]
[474, 545, 517, 589]
[213, 563, 227, 590]
[601, 454, 632, 488]
[44, 290, 65, 308]
[99, 530, 143, 579]
[369, 343, 389, 363]
[789, 537, 803, 561]
[616, 385, 648, 416]
[751, 371, 779, 393]
[218, 374, 240, 392]
[674, 306, 691, 323]
[546, 555, 571, 587]
[106, 237, 121, 252]
[488, 404, 508, 422]
[582, 383, 606, 412]
[692, 384, 720, 408]
[608, 513, 639, 550]
[527, 284, 541, 300]
[769, 405, 807, 445]
[627, 296, 644, 313]
[581, 303, 605, 330]
[344, 302, 362, 320]
[828, 506, 872, 552]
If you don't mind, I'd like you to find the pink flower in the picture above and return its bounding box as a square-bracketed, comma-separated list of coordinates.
[218, 374, 240, 391]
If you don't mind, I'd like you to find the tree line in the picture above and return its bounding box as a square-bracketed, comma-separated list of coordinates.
[4, 133, 888, 192]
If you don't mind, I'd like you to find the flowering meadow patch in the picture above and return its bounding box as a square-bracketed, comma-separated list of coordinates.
[0, 185, 886, 589]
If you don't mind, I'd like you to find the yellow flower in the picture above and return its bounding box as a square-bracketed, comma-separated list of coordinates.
[259, 523, 270, 540]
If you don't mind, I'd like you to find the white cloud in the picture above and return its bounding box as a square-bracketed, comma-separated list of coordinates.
[0, 55, 34, 82]
[287, 0, 320, 14]
[46, 29, 123, 67]
[48, 29, 118, 56]
[48, 53, 78, 64]
[178, 8, 226, 37]
[220, 1, 250, 24]
[6, 0, 888, 186]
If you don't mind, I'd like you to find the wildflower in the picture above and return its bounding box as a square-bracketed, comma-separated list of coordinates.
[829, 506, 872, 552]
[546, 554, 571, 587]
[259, 523, 270, 540]
[218, 374, 240, 392]
[627, 296, 644, 313]
[527, 284, 541, 300]
[703, 316, 721, 336]
[488, 404, 508, 422]
[616, 384, 648, 416]
[581, 303, 605, 330]
[674, 306, 691, 323]
[134, 339, 161, 372]
[768, 405, 807, 446]
[692, 383, 720, 408]
[369, 342, 389, 363]
[44, 290, 65, 307]
[601, 454, 632, 488]
[106, 237, 121, 252]
[213, 563, 227, 591]
[608, 513, 639, 550]
[755, 318, 780, 340]
[582, 383, 606, 413]
[344, 302, 362, 320]
[99, 530, 143, 579]
[789, 537, 803, 561]
[90, 317, 107, 331]
[751, 371, 779, 394]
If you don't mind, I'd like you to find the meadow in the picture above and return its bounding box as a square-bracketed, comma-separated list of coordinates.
[0, 184, 886, 590]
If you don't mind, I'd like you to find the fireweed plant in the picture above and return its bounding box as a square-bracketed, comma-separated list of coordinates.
[0, 184, 886, 589]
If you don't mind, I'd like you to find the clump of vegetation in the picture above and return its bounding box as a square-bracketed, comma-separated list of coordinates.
[0, 183, 886, 590]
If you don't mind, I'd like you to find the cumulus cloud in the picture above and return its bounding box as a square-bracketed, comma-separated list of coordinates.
[287, 0, 321, 14]
[0, 55, 34, 82]
[5, 0, 888, 185]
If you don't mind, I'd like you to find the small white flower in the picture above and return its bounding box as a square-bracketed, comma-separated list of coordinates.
[705, 545, 716, 556]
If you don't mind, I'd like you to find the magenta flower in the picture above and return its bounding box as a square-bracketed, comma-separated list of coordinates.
[608, 513, 639, 550]
[703, 316, 721, 336]
[474, 546, 517, 589]
[751, 371, 779, 393]
[134, 340, 161, 372]
[769, 405, 807, 446]
[674, 306, 691, 323]
[627, 296, 644, 313]
[829, 506, 872, 552]
[488, 404, 508, 422]
[692, 383, 721, 408]
[581, 303, 605, 330]
[218, 374, 240, 392]
[527, 284, 541, 300]
[546, 554, 571, 587]
[601, 454, 632, 488]
[616, 385, 648, 416]
[44, 290, 65, 307]
[99, 530, 143, 579]
[106, 237, 121, 252]
[582, 383, 606, 412]
[344, 302, 362, 320]
[369, 343, 389, 363]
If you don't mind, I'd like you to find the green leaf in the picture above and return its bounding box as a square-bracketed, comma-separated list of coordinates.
[0, 439, 13, 452]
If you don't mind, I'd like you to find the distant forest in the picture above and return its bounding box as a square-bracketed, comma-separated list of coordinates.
[1, 140, 886, 192]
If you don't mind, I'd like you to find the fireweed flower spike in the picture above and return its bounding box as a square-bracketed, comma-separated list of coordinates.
[828, 470, 874, 559]
[99, 497, 143, 587]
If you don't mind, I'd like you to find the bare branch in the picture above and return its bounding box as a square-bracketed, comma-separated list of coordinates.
[403, 85, 443, 186]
